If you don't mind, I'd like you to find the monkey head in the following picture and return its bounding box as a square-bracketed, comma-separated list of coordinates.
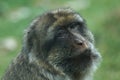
[24, 8, 101, 78]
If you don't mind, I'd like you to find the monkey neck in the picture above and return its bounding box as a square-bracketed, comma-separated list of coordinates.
[27, 52, 91, 80]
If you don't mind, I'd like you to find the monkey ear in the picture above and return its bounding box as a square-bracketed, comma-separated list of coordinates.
[23, 26, 36, 53]
[22, 17, 40, 54]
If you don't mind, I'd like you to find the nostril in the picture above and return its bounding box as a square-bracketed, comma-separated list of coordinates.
[76, 42, 83, 46]
[76, 41, 89, 49]
[74, 39, 84, 46]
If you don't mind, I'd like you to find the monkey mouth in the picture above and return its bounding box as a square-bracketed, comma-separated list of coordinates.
[65, 49, 100, 68]
[70, 49, 99, 60]
[71, 51, 92, 63]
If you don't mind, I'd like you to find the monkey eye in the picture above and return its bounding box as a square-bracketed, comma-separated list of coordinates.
[68, 22, 80, 29]
[69, 23, 77, 29]
[55, 30, 66, 38]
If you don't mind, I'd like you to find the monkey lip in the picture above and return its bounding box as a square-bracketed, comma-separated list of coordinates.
[69, 49, 99, 61]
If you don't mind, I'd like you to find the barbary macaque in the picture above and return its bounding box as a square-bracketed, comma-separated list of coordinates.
[2, 8, 101, 80]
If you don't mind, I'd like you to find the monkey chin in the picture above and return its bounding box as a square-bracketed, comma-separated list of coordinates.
[55, 47, 101, 79]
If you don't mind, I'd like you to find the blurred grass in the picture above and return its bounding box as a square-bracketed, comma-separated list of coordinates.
[0, 0, 120, 80]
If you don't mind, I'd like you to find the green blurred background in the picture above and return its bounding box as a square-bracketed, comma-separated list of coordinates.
[0, 0, 120, 80]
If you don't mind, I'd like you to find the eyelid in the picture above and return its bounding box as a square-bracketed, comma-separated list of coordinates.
[55, 29, 66, 37]
[68, 22, 81, 29]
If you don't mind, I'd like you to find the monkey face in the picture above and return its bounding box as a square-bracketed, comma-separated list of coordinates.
[25, 8, 101, 76]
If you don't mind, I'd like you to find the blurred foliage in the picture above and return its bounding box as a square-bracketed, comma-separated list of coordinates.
[0, 0, 120, 80]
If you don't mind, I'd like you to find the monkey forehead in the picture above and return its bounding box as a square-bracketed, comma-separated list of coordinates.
[29, 8, 84, 32]
[50, 9, 84, 29]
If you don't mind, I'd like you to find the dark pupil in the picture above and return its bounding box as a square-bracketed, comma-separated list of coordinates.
[69, 22, 80, 29]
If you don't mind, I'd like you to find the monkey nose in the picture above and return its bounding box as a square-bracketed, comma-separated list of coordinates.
[74, 39, 89, 52]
